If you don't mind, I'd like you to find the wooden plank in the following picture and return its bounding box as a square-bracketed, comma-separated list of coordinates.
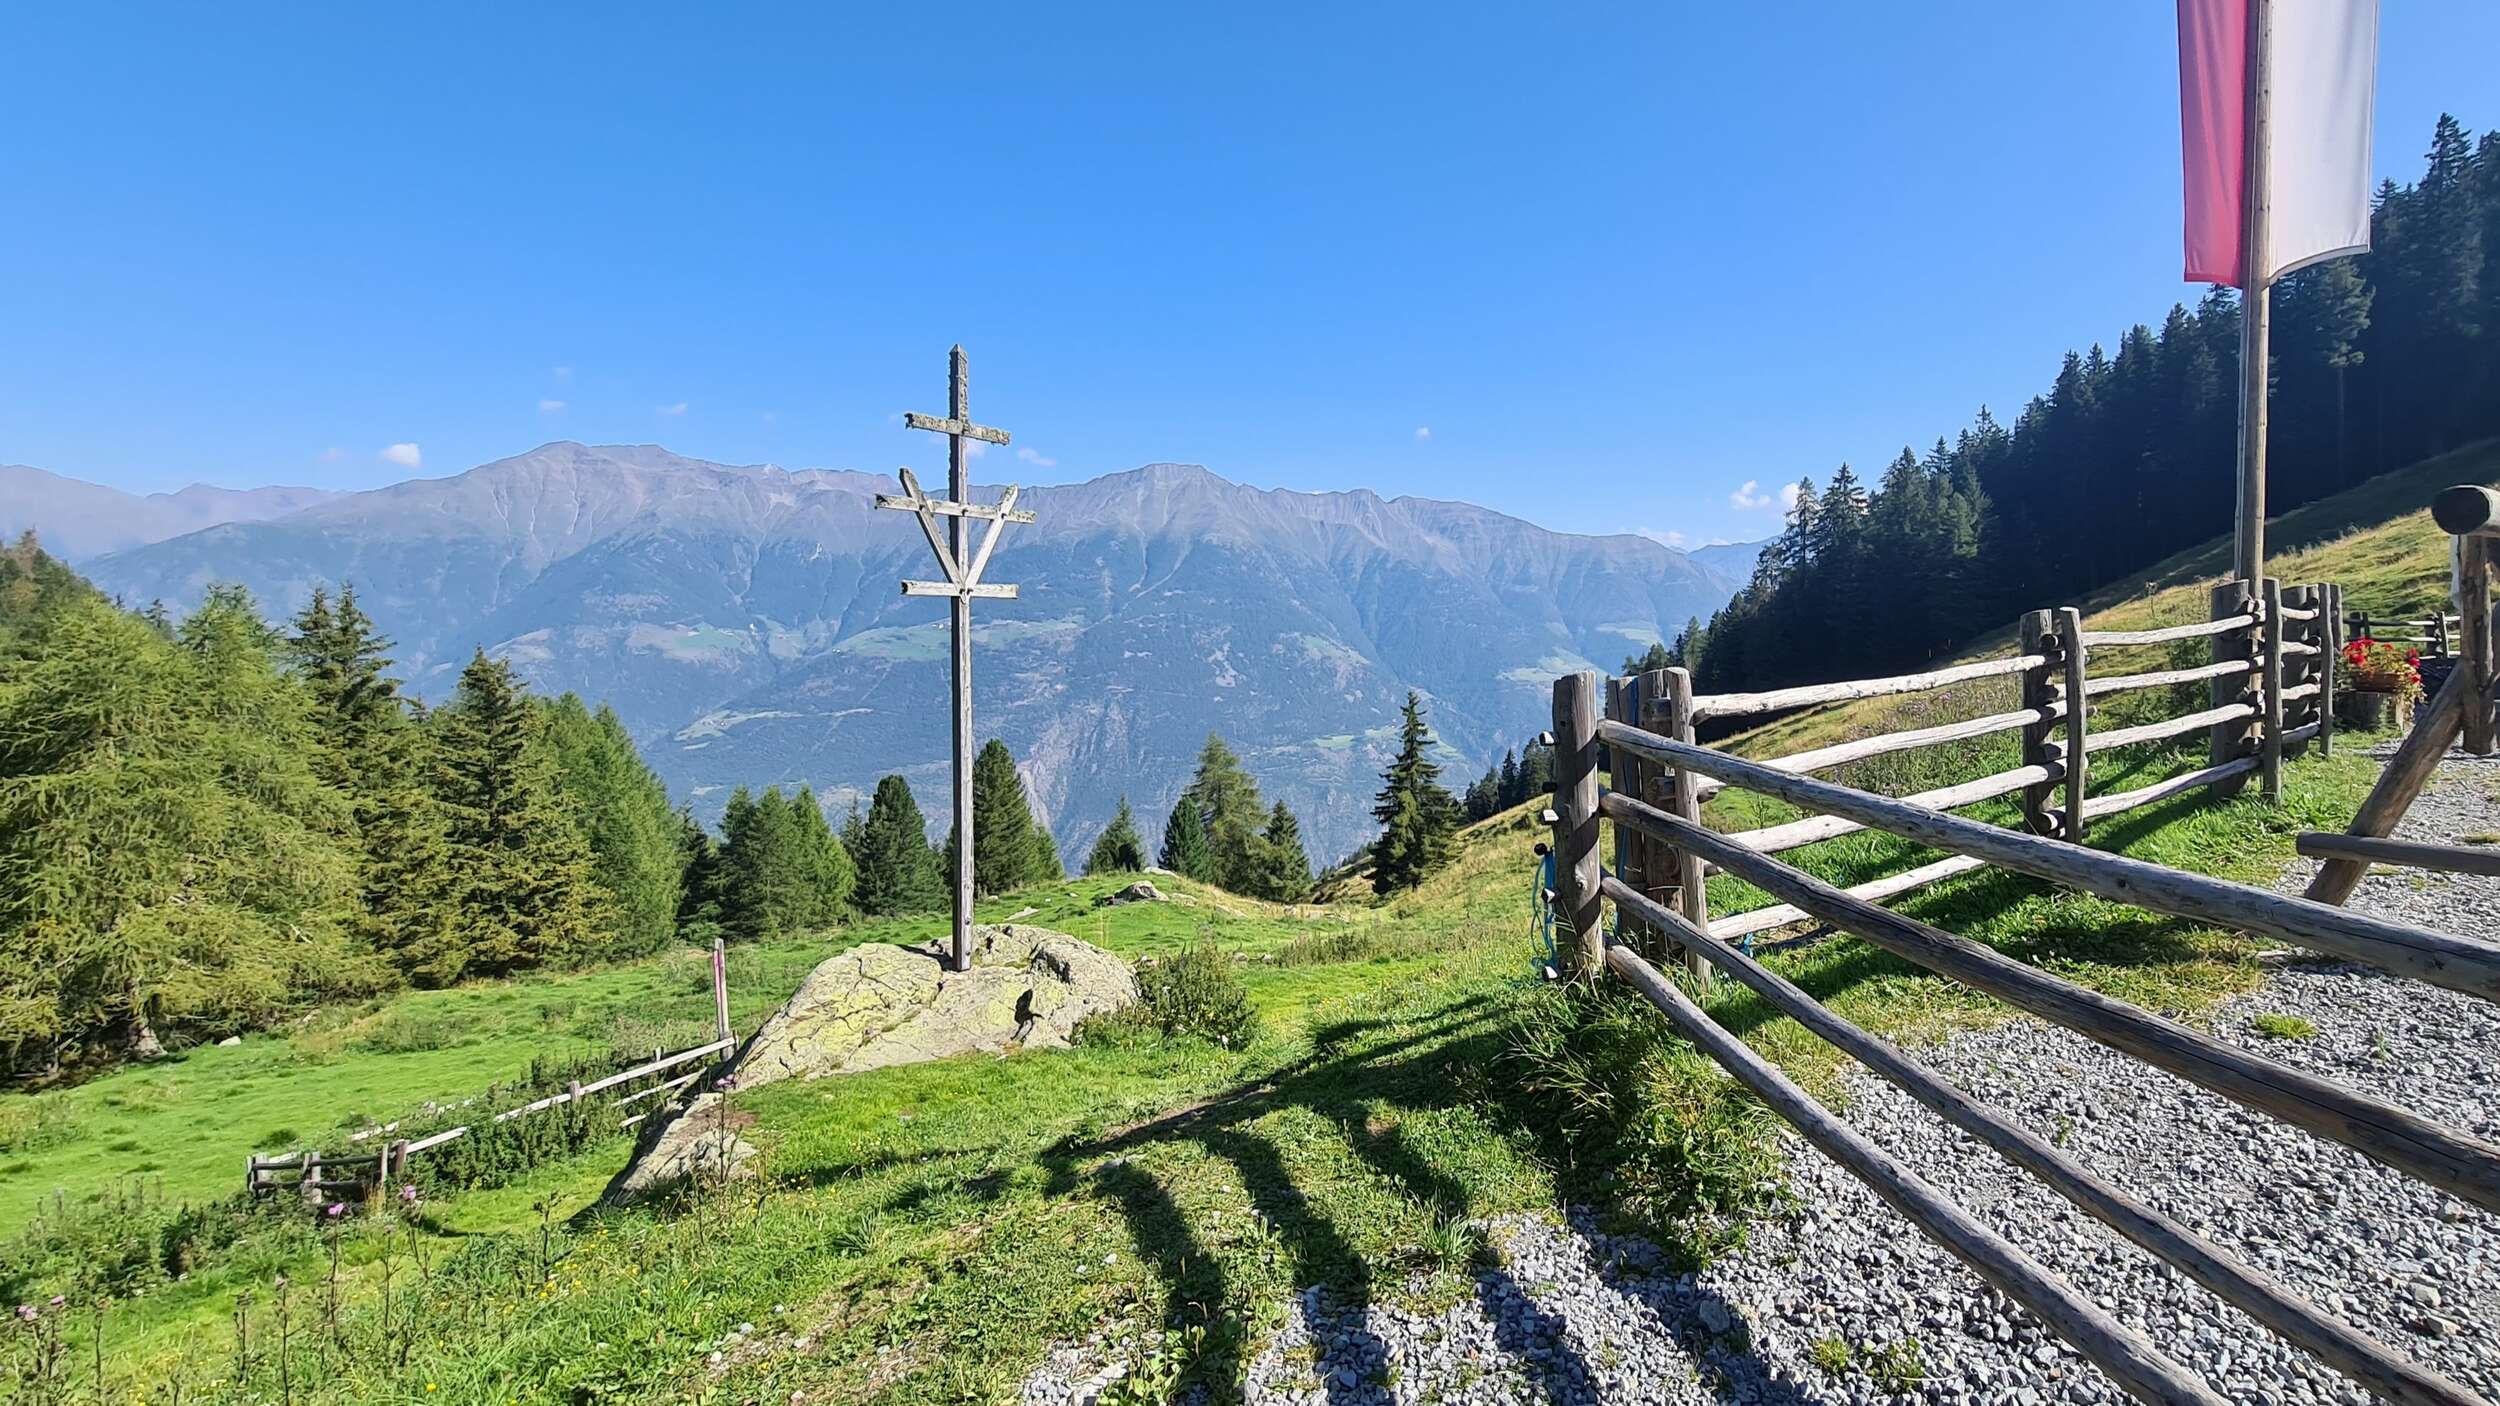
[2057, 608, 2089, 841]
[1662, 667, 1710, 981]
[884, 468, 962, 582]
[1724, 763, 2058, 856]
[1550, 673, 1604, 979]
[1596, 937, 2230, 1406]
[2461, 537, 2495, 756]
[1602, 788, 2500, 1211]
[1690, 653, 2043, 723]
[712, 936, 734, 1044]
[1681, 703, 2062, 806]
[2280, 640, 2321, 658]
[616, 1069, 705, 1108]
[2431, 484, 2500, 539]
[2086, 702, 2259, 755]
[2319, 583, 2340, 757]
[959, 484, 1023, 588]
[2210, 583, 2258, 801]
[2078, 757, 2260, 821]
[2018, 610, 2058, 836]
[2281, 681, 2321, 703]
[2282, 721, 2322, 749]
[2260, 579, 2286, 803]
[401, 1126, 469, 1156]
[900, 411, 1011, 445]
[2297, 833, 2500, 879]
[2081, 614, 2259, 647]
[1597, 720, 2500, 1000]
[2084, 659, 2251, 698]
[1606, 878, 2481, 1406]
[2305, 662, 2473, 906]
[900, 580, 1018, 599]
[1605, 677, 1647, 949]
[873, 493, 1035, 523]
[2276, 605, 2321, 622]
[1709, 854, 1988, 941]
[577, 1037, 737, 1100]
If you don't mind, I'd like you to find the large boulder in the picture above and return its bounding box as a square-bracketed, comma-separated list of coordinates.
[603, 1092, 758, 1203]
[736, 923, 1136, 1089]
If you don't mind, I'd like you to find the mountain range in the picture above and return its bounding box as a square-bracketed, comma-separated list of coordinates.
[18, 444, 1754, 863]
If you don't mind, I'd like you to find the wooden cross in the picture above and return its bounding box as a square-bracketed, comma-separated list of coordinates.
[875, 345, 1035, 972]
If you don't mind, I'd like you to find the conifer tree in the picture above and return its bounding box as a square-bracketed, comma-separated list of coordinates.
[1497, 749, 1520, 808]
[540, 694, 689, 958]
[969, 737, 1049, 896]
[1085, 796, 1149, 875]
[1158, 796, 1215, 882]
[419, 651, 600, 981]
[1370, 691, 1461, 895]
[1180, 732, 1267, 892]
[1254, 801, 1312, 901]
[853, 774, 944, 915]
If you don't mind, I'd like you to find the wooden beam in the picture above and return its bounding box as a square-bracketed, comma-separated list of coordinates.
[1596, 719, 2500, 1000]
[2086, 702, 2259, 755]
[1550, 673, 1603, 980]
[2084, 658, 2251, 698]
[901, 411, 1011, 445]
[2078, 757, 2261, 821]
[872, 493, 1036, 523]
[1690, 653, 2043, 722]
[1662, 667, 1709, 981]
[2297, 833, 2500, 880]
[2260, 579, 2286, 802]
[2431, 484, 2500, 539]
[1601, 788, 2500, 1211]
[1605, 879, 2480, 1406]
[2018, 610, 2059, 836]
[2081, 613, 2259, 647]
[901, 580, 1018, 599]
[960, 484, 1023, 587]
[2057, 607, 2089, 841]
[1596, 937, 2230, 1406]
[2305, 662, 2473, 906]
[1723, 763, 2057, 856]
[2319, 583, 2341, 758]
[1709, 854, 1988, 941]
[882, 468, 961, 582]
[2461, 537, 2495, 756]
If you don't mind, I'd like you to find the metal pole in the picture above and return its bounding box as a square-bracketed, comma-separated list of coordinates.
[2232, 0, 2273, 587]
[947, 346, 975, 974]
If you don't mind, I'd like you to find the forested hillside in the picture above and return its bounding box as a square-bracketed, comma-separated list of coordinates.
[1683, 115, 2500, 695]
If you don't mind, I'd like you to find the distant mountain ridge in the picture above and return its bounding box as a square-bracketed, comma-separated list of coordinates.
[1, 464, 336, 560]
[50, 443, 1743, 862]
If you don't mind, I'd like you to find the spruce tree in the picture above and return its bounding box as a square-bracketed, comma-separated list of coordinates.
[422, 651, 600, 981]
[854, 774, 944, 915]
[1180, 732, 1266, 892]
[539, 694, 688, 959]
[1254, 801, 1312, 901]
[1158, 796, 1215, 882]
[1370, 691, 1461, 895]
[1497, 749, 1521, 809]
[970, 737, 1047, 896]
[1085, 796, 1148, 875]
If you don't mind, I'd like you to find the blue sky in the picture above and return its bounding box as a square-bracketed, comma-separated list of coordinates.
[2, 4, 2492, 548]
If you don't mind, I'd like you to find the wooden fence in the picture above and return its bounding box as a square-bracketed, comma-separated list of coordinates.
[1598, 581, 2340, 964]
[2300, 484, 2500, 902]
[1545, 572, 2500, 1406]
[248, 939, 739, 1204]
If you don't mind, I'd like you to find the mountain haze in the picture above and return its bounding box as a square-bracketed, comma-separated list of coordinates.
[68, 443, 1741, 862]
[1, 464, 336, 560]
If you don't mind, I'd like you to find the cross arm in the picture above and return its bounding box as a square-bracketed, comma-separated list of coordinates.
[873, 494, 1036, 524]
[902, 412, 1011, 446]
[902, 580, 1019, 599]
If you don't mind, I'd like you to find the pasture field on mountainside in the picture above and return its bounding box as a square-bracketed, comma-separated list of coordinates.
[6, 442, 2481, 1401]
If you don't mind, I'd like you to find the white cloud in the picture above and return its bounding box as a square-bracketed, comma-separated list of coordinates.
[658, 401, 688, 417]
[1414, 426, 1432, 441]
[553, 365, 574, 381]
[381, 443, 422, 469]
[1780, 481, 1804, 511]
[538, 399, 566, 413]
[964, 439, 988, 460]
[319, 446, 347, 463]
[1729, 479, 1777, 511]
[1015, 446, 1057, 468]
[1637, 527, 1689, 548]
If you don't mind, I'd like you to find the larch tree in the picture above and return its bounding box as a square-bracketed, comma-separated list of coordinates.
[1369, 691, 1461, 895]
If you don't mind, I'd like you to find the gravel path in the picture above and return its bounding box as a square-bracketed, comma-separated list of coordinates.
[1028, 749, 2500, 1405]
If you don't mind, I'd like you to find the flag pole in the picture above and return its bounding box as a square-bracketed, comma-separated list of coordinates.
[2232, 0, 2273, 587]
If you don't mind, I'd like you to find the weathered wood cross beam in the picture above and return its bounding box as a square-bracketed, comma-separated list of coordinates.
[873, 345, 1034, 972]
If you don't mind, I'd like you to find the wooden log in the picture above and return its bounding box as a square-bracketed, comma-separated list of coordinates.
[2210, 582, 2258, 801]
[1724, 764, 2058, 856]
[2281, 721, 2322, 749]
[2461, 537, 2495, 756]
[1709, 854, 1988, 941]
[616, 1069, 705, 1108]
[2081, 613, 2259, 647]
[1679, 703, 2062, 806]
[1690, 653, 2044, 723]
[1605, 879, 2479, 1406]
[1601, 788, 2500, 1210]
[2057, 608, 2088, 842]
[1551, 673, 1604, 979]
[2297, 833, 2500, 880]
[2319, 583, 2340, 758]
[2017, 610, 2059, 837]
[400, 1126, 469, 1157]
[2281, 682, 2322, 703]
[1596, 937, 2229, 1406]
[2085, 702, 2259, 755]
[1661, 668, 1710, 980]
[1605, 677, 1646, 949]
[2305, 662, 2474, 907]
[2276, 604, 2321, 622]
[2260, 579, 2286, 802]
[2078, 757, 2261, 821]
[2432, 484, 2500, 539]
[1596, 720, 2500, 1000]
[2083, 659, 2251, 698]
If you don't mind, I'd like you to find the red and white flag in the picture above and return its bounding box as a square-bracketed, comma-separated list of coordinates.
[2177, 0, 2378, 287]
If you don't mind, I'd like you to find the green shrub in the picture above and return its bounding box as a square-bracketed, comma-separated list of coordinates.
[0, 1179, 310, 1304]
[353, 1007, 470, 1054]
[0, 1096, 79, 1154]
[1085, 944, 1261, 1049]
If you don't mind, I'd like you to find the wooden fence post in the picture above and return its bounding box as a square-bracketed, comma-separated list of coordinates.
[2461, 537, 2495, 756]
[2260, 578, 2285, 802]
[1606, 676, 1648, 953]
[1550, 672, 1604, 980]
[1662, 667, 1711, 982]
[2054, 607, 2088, 842]
[2318, 582, 2340, 757]
[711, 936, 732, 1044]
[2209, 581, 2258, 801]
[2017, 609, 2059, 835]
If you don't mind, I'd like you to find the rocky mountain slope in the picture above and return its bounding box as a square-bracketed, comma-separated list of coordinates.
[69, 443, 1741, 861]
[1, 464, 335, 560]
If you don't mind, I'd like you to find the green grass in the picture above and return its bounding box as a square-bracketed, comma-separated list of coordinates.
[2251, 1012, 2320, 1040]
